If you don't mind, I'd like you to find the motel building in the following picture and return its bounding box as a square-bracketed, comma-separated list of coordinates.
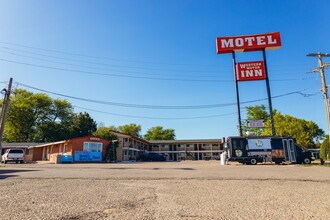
[1, 132, 224, 163]
[148, 139, 223, 161]
[110, 130, 224, 162]
[5, 136, 111, 163]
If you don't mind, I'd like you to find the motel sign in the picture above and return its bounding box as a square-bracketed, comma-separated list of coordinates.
[216, 32, 281, 136]
[216, 32, 281, 54]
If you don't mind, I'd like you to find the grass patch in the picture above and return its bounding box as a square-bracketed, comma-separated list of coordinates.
[303, 163, 330, 167]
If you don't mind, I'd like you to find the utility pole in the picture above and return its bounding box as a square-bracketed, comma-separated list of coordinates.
[0, 78, 13, 153]
[307, 52, 330, 137]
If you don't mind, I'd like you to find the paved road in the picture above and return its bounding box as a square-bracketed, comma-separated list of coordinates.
[0, 161, 329, 219]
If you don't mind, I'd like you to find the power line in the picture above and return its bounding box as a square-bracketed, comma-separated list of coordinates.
[0, 58, 314, 83]
[0, 46, 312, 75]
[73, 105, 238, 120]
[0, 41, 219, 67]
[0, 58, 234, 82]
[0, 46, 222, 74]
[16, 81, 319, 109]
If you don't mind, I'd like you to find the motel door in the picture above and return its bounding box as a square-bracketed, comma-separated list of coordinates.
[282, 139, 296, 163]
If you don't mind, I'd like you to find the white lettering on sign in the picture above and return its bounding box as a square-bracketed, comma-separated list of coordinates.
[216, 32, 281, 54]
[236, 61, 266, 82]
[221, 39, 233, 48]
[90, 137, 100, 141]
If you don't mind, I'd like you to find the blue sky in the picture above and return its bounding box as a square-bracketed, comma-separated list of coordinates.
[0, 0, 329, 139]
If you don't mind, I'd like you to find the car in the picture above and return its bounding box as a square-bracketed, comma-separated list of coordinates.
[1, 148, 25, 164]
[140, 153, 166, 161]
[295, 147, 314, 164]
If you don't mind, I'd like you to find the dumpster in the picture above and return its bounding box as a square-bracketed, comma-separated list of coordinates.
[61, 154, 73, 163]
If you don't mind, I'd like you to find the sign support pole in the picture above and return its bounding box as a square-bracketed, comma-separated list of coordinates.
[232, 51, 243, 136]
[262, 49, 276, 136]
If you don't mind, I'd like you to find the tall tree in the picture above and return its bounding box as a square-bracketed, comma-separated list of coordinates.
[263, 111, 324, 149]
[144, 126, 175, 140]
[35, 99, 74, 141]
[118, 123, 141, 137]
[70, 112, 97, 138]
[245, 105, 324, 148]
[3, 89, 74, 142]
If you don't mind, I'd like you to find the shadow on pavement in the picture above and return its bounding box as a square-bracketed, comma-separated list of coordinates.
[0, 169, 39, 179]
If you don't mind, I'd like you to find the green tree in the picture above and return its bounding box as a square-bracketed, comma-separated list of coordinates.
[262, 111, 324, 149]
[245, 105, 324, 148]
[93, 126, 118, 140]
[70, 112, 97, 138]
[118, 123, 141, 137]
[144, 126, 175, 140]
[35, 99, 74, 141]
[3, 89, 74, 142]
[320, 135, 330, 160]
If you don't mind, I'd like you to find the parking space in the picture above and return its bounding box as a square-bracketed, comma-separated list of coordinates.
[0, 161, 329, 219]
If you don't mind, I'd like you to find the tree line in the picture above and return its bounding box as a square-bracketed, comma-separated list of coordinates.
[1, 89, 175, 142]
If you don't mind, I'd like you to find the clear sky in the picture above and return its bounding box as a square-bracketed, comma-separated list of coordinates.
[0, 0, 329, 139]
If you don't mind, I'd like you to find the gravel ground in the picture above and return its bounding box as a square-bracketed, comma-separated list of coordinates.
[0, 161, 329, 220]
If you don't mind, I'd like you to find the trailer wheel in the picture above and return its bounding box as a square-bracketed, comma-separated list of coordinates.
[249, 158, 258, 165]
[303, 157, 311, 164]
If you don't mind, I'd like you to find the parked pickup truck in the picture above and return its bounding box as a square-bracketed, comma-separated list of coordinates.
[1, 149, 24, 164]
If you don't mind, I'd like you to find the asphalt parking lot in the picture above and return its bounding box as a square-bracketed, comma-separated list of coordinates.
[0, 161, 329, 219]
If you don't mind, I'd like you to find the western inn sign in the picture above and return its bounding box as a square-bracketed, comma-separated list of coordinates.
[216, 32, 281, 54]
[216, 32, 281, 136]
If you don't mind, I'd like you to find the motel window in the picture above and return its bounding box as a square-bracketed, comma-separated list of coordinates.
[178, 144, 184, 148]
[26, 148, 32, 155]
[203, 144, 210, 147]
[163, 144, 169, 148]
[63, 144, 68, 153]
[83, 142, 103, 152]
[187, 144, 193, 148]
[212, 144, 219, 147]
[124, 138, 128, 142]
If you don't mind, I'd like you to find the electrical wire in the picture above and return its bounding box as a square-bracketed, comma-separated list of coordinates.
[73, 105, 239, 120]
[0, 58, 234, 82]
[0, 58, 314, 82]
[0, 46, 222, 74]
[0, 41, 316, 69]
[0, 41, 220, 67]
[16, 81, 319, 109]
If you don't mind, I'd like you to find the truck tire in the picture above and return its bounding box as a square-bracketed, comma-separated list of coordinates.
[249, 158, 258, 165]
[303, 157, 311, 164]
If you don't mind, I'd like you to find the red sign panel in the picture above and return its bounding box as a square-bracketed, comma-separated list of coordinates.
[236, 61, 266, 81]
[216, 32, 281, 54]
